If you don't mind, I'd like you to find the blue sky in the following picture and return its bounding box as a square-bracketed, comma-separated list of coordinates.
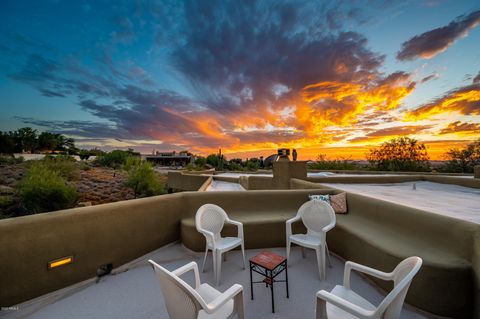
[0, 0, 479, 159]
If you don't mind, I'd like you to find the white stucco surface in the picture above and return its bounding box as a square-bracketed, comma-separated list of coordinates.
[206, 180, 246, 191]
[322, 181, 480, 224]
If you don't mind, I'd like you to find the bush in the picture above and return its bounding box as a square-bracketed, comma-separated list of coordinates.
[96, 150, 138, 168]
[28, 156, 80, 181]
[125, 161, 165, 198]
[20, 164, 77, 213]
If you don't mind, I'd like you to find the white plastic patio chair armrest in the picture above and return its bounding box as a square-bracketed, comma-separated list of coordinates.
[286, 215, 301, 237]
[344, 261, 393, 289]
[316, 290, 374, 319]
[199, 229, 216, 247]
[204, 284, 243, 314]
[226, 219, 244, 239]
[322, 220, 335, 232]
[172, 261, 201, 289]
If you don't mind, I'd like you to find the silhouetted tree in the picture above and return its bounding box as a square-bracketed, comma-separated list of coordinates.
[367, 137, 430, 171]
[16, 127, 38, 153]
[0, 132, 16, 154]
[442, 139, 480, 173]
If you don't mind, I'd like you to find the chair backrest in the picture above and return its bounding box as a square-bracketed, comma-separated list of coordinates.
[377, 257, 423, 319]
[149, 261, 203, 319]
[298, 200, 336, 236]
[196, 204, 228, 242]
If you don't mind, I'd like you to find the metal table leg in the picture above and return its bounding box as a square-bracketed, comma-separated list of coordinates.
[285, 261, 289, 298]
[249, 262, 254, 300]
[270, 269, 275, 313]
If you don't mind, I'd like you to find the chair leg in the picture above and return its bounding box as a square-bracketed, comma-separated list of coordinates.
[315, 247, 324, 280]
[316, 298, 328, 319]
[301, 246, 306, 259]
[241, 242, 246, 269]
[321, 244, 326, 279]
[286, 239, 291, 265]
[216, 250, 222, 286]
[325, 243, 332, 268]
[201, 247, 209, 273]
[212, 249, 217, 282]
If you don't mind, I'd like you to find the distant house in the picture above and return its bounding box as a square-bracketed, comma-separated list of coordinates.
[145, 151, 194, 167]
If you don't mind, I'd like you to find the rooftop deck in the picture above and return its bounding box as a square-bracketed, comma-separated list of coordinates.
[1, 243, 430, 319]
[322, 181, 480, 224]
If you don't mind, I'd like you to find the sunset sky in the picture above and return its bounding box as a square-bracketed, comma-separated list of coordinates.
[0, 1, 479, 160]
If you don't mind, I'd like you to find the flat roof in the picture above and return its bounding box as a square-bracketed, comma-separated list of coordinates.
[323, 181, 480, 224]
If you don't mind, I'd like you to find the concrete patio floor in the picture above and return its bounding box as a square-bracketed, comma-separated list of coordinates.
[1, 243, 433, 319]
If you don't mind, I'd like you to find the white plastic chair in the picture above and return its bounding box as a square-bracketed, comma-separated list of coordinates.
[149, 260, 245, 319]
[196, 204, 246, 286]
[286, 199, 336, 280]
[316, 256, 423, 319]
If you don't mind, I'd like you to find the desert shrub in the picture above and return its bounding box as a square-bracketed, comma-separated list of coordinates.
[20, 165, 77, 213]
[123, 156, 142, 172]
[96, 150, 138, 168]
[31, 156, 80, 181]
[125, 161, 165, 198]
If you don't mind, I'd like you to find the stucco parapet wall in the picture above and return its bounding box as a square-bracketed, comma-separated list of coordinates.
[305, 174, 480, 189]
[167, 171, 211, 191]
[0, 193, 184, 306]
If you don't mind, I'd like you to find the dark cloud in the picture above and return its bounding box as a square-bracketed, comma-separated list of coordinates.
[348, 125, 432, 143]
[438, 121, 480, 135]
[3, 1, 417, 153]
[397, 10, 480, 61]
[473, 71, 480, 84]
[420, 73, 439, 83]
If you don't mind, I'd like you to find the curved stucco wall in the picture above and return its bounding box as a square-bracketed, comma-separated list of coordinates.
[0, 186, 478, 317]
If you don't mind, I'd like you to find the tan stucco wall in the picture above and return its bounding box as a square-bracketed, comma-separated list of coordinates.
[0, 194, 183, 306]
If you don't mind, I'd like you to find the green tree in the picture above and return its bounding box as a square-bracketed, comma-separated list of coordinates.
[0, 132, 15, 154]
[194, 156, 207, 168]
[125, 160, 165, 198]
[38, 132, 59, 151]
[206, 154, 221, 168]
[442, 139, 480, 173]
[367, 137, 430, 172]
[16, 127, 38, 153]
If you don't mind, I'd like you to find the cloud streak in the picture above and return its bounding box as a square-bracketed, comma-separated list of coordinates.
[397, 10, 480, 61]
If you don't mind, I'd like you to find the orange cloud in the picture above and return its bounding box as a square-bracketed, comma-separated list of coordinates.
[438, 121, 480, 135]
[405, 84, 480, 121]
[300, 72, 415, 129]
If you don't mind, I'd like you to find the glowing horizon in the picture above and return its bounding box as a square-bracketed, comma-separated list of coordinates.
[0, 1, 479, 160]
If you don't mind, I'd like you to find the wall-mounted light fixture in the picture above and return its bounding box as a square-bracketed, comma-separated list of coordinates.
[48, 256, 73, 270]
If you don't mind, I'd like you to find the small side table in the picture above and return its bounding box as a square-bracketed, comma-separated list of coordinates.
[249, 251, 289, 313]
